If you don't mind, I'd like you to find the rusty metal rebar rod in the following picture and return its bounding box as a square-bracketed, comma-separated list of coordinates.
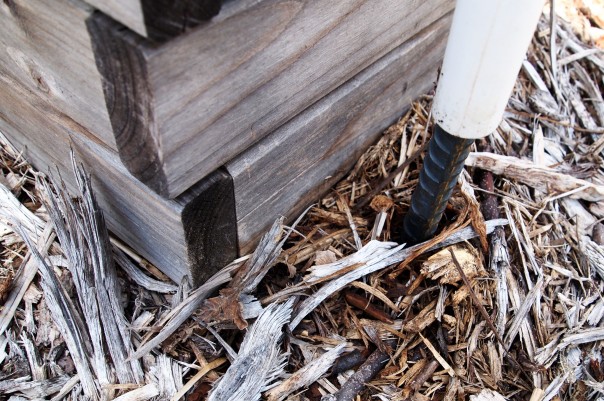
[401, 124, 473, 243]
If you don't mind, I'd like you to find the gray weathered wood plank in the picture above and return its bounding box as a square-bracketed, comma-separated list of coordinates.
[88, 0, 454, 198]
[228, 14, 451, 253]
[0, 72, 237, 285]
[0, 0, 117, 151]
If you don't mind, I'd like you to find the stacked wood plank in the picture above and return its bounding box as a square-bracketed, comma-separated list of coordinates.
[0, 0, 453, 284]
[87, 0, 454, 198]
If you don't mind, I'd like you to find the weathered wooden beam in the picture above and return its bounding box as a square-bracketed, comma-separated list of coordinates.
[228, 14, 451, 253]
[0, 10, 450, 284]
[0, 71, 237, 285]
[0, 0, 238, 285]
[0, 0, 117, 151]
[84, 0, 222, 41]
[87, 0, 455, 198]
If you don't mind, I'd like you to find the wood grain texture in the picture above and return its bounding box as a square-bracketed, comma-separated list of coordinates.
[0, 71, 237, 285]
[228, 14, 452, 254]
[0, 0, 117, 150]
[89, 0, 454, 198]
[84, 0, 222, 41]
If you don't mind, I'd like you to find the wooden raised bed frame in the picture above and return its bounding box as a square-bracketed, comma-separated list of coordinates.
[87, 0, 454, 198]
[0, 0, 452, 284]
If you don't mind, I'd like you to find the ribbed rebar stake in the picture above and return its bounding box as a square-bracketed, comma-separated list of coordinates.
[400, 0, 544, 243]
[402, 125, 473, 244]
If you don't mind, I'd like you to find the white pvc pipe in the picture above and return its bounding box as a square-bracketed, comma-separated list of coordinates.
[432, 0, 545, 139]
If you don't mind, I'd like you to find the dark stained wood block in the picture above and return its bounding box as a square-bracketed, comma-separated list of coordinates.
[87, 0, 454, 198]
[84, 0, 222, 41]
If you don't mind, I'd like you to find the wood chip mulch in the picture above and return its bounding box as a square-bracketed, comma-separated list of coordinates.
[1, 7, 604, 401]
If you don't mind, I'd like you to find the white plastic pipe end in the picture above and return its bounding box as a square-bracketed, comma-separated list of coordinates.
[432, 0, 545, 139]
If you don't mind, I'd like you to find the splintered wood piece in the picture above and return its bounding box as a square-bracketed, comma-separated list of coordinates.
[42, 157, 144, 384]
[459, 172, 489, 252]
[265, 343, 346, 401]
[21, 332, 45, 381]
[469, 389, 507, 401]
[0, 376, 70, 399]
[0, 181, 55, 336]
[113, 249, 178, 293]
[503, 277, 544, 350]
[403, 300, 437, 333]
[491, 228, 510, 338]
[87, 0, 454, 198]
[465, 152, 604, 202]
[207, 300, 294, 401]
[17, 229, 99, 399]
[0, 179, 46, 245]
[421, 245, 484, 285]
[84, 0, 222, 41]
[152, 355, 184, 398]
[558, 327, 604, 348]
[109, 383, 159, 401]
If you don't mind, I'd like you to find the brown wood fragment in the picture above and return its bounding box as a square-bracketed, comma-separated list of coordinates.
[593, 223, 604, 245]
[332, 350, 367, 375]
[345, 292, 394, 324]
[325, 342, 395, 401]
[408, 359, 439, 391]
[475, 140, 499, 217]
[403, 300, 437, 333]
[353, 142, 429, 211]
[421, 245, 484, 285]
[459, 173, 489, 252]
